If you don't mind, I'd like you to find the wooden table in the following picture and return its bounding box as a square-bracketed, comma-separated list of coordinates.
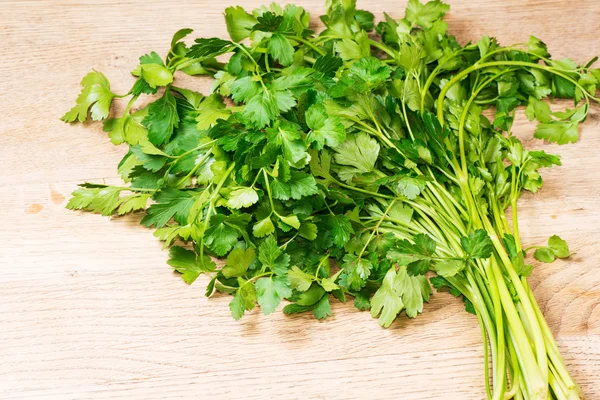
[1, 1, 599, 398]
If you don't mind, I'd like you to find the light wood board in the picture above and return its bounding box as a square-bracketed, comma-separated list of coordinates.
[1, 1, 599, 399]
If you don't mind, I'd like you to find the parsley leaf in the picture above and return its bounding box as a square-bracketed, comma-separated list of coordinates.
[62, 71, 115, 122]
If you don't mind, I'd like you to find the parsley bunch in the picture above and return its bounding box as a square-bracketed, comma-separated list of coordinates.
[63, 1, 600, 399]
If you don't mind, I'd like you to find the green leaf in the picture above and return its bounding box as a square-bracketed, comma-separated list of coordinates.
[534, 235, 571, 263]
[130, 144, 167, 172]
[324, 215, 354, 247]
[399, 76, 421, 112]
[227, 187, 259, 209]
[528, 35, 550, 58]
[348, 57, 391, 90]
[196, 94, 231, 130]
[169, 28, 193, 52]
[407, 259, 432, 276]
[355, 10, 375, 31]
[353, 291, 371, 311]
[503, 233, 519, 259]
[204, 216, 241, 256]
[534, 247, 555, 263]
[188, 37, 234, 59]
[259, 236, 290, 274]
[309, 149, 333, 181]
[388, 202, 413, 224]
[229, 278, 257, 320]
[271, 171, 318, 201]
[288, 266, 314, 291]
[269, 33, 294, 66]
[242, 90, 279, 128]
[340, 254, 372, 290]
[395, 175, 428, 200]
[279, 214, 301, 229]
[395, 266, 431, 318]
[141, 189, 196, 228]
[320, 271, 341, 292]
[405, 0, 450, 30]
[313, 53, 343, 77]
[253, 216, 275, 237]
[229, 291, 246, 320]
[166, 246, 213, 284]
[313, 295, 332, 320]
[534, 121, 579, 145]
[391, 233, 436, 261]
[548, 235, 570, 258]
[253, 11, 283, 32]
[222, 248, 256, 279]
[255, 276, 292, 315]
[333, 132, 379, 174]
[306, 104, 346, 149]
[117, 193, 150, 215]
[66, 185, 122, 216]
[62, 71, 115, 122]
[298, 222, 318, 240]
[334, 31, 370, 62]
[103, 109, 148, 145]
[143, 90, 179, 146]
[461, 230, 494, 259]
[370, 268, 404, 328]
[139, 64, 173, 88]
[434, 259, 465, 278]
[283, 303, 315, 315]
[225, 6, 258, 42]
[267, 121, 309, 165]
[525, 97, 553, 123]
[230, 76, 260, 103]
[297, 283, 326, 306]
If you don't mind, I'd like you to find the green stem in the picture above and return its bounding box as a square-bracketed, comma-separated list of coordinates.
[288, 35, 326, 56]
[332, 178, 396, 200]
[436, 60, 592, 126]
[368, 39, 397, 58]
[174, 151, 212, 188]
[199, 163, 235, 260]
[262, 169, 277, 215]
[489, 256, 546, 398]
[358, 199, 396, 259]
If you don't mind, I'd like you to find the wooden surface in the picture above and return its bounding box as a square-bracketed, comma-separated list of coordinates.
[1, 1, 600, 399]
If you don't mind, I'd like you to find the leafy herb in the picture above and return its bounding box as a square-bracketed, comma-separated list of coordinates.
[64, 1, 599, 399]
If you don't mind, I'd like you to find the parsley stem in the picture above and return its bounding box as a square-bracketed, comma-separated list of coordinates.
[172, 140, 216, 161]
[332, 179, 395, 200]
[523, 245, 543, 252]
[359, 199, 396, 259]
[314, 254, 331, 279]
[109, 185, 157, 193]
[457, 69, 514, 175]
[419, 44, 540, 113]
[262, 169, 277, 213]
[124, 94, 139, 113]
[174, 151, 212, 188]
[233, 43, 261, 70]
[436, 60, 592, 126]
[367, 39, 396, 59]
[469, 273, 493, 400]
[199, 163, 235, 260]
[288, 35, 325, 56]
[510, 169, 522, 253]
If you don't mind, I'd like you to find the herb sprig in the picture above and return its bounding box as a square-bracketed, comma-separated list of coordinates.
[63, 1, 599, 399]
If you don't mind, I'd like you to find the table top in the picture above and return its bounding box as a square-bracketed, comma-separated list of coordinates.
[1, 1, 600, 399]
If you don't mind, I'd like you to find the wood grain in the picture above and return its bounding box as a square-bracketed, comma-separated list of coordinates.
[1, 1, 599, 399]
